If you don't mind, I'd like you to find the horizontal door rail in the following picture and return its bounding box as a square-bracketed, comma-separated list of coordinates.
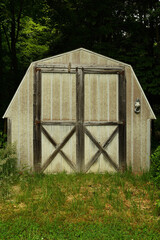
[40, 69, 76, 74]
[36, 120, 124, 126]
[83, 70, 124, 74]
[36, 64, 124, 71]
[35, 120, 76, 126]
[84, 121, 124, 126]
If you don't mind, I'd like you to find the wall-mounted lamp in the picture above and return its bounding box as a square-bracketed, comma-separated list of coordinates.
[134, 98, 141, 114]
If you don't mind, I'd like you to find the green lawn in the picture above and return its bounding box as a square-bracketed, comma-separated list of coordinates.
[0, 172, 160, 239]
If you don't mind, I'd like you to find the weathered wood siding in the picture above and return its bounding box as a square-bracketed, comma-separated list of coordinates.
[84, 74, 119, 121]
[3, 48, 155, 172]
[42, 125, 76, 173]
[4, 64, 34, 169]
[41, 72, 76, 173]
[125, 66, 152, 172]
[41, 73, 76, 121]
[84, 74, 119, 172]
[85, 126, 118, 173]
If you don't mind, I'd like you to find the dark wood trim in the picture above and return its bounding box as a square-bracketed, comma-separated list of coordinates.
[118, 71, 126, 171]
[33, 68, 42, 172]
[7, 118, 11, 144]
[36, 65, 124, 76]
[36, 64, 123, 71]
[102, 127, 119, 149]
[41, 126, 76, 172]
[84, 126, 119, 171]
[33, 66, 37, 171]
[83, 70, 122, 74]
[76, 68, 85, 172]
[85, 127, 118, 172]
[40, 69, 123, 75]
[84, 121, 123, 126]
[41, 121, 76, 126]
[41, 126, 57, 146]
[83, 67, 124, 71]
[41, 69, 76, 74]
[33, 66, 126, 173]
[41, 126, 77, 171]
[37, 64, 69, 69]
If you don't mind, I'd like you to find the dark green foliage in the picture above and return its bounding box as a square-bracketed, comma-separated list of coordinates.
[0, 131, 7, 148]
[0, 0, 160, 134]
[0, 144, 17, 178]
[0, 144, 17, 200]
[154, 116, 160, 133]
[150, 145, 160, 186]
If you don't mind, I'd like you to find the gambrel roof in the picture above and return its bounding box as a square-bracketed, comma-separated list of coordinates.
[3, 48, 156, 119]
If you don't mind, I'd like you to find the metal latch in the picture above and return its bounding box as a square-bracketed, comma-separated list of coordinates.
[35, 120, 41, 125]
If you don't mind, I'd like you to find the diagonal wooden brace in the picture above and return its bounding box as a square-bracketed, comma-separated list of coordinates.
[41, 126, 76, 172]
[84, 126, 119, 171]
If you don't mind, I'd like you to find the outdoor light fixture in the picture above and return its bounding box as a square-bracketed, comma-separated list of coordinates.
[134, 98, 141, 114]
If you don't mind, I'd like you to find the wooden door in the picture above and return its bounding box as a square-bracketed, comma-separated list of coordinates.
[83, 68, 126, 172]
[33, 66, 126, 173]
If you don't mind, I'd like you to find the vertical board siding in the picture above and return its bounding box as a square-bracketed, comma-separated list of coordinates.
[84, 74, 118, 121]
[29, 65, 34, 169]
[42, 74, 51, 120]
[84, 73, 120, 172]
[9, 66, 34, 170]
[109, 75, 118, 121]
[20, 71, 28, 167]
[132, 72, 152, 172]
[42, 73, 76, 121]
[52, 74, 60, 120]
[140, 96, 150, 171]
[27, 65, 30, 167]
[71, 51, 80, 63]
[132, 73, 142, 172]
[4, 49, 154, 173]
[106, 126, 119, 167]
[125, 66, 132, 169]
[41, 72, 76, 172]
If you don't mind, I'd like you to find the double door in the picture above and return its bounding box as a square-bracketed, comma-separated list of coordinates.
[34, 66, 126, 173]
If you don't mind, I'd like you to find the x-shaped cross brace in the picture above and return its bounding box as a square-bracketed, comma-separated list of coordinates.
[84, 126, 119, 172]
[41, 126, 77, 172]
[41, 125, 119, 173]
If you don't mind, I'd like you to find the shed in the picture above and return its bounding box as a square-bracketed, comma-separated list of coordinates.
[3, 48, 156, 173]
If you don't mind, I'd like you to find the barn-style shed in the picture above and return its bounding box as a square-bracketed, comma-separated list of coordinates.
[3, 48, 156, 173]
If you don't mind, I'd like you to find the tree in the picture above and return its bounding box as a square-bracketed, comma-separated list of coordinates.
[0, 0, 51, 124]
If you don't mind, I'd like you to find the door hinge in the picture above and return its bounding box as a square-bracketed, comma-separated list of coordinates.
[35, 120, 41, 125]
[35, 67, 41, 72]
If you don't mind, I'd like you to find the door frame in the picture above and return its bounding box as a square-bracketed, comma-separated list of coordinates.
[33, 65, 126, 173]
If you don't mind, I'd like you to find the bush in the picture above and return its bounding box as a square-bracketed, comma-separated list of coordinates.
[150, 145, 160, 186]
[0, 144, 18, 200]
[0, 131, 7, 148]
[0, 144, 17, 178]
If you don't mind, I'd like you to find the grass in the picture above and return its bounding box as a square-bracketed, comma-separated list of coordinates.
[0, 171, 160, 239]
